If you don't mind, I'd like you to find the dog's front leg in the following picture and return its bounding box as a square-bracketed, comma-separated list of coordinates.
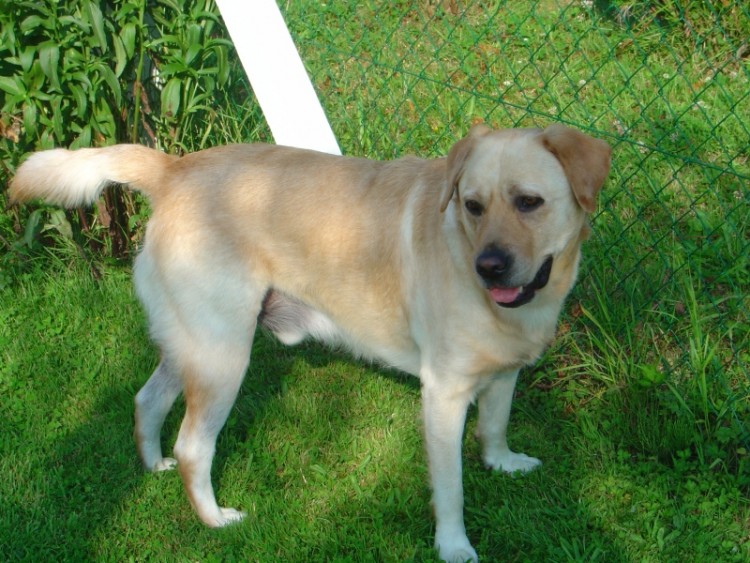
[421, 381, 478, 563]
[477, 369, 541, 473]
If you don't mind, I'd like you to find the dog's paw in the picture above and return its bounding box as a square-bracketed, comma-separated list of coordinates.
[151, 457, 178, 472]
[484, 449, 541, 474]
[206, 507, 247, 528]
[436, 536, 479, 563]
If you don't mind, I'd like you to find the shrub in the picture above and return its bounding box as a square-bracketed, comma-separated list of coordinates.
[0, 0, 257, 257]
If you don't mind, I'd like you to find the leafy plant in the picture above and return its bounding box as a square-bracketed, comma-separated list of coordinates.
[0, 0, 258, 259]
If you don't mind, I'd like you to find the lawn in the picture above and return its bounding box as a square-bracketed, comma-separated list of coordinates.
[1, 1, 748, 561]
[2, 261, 747, 561]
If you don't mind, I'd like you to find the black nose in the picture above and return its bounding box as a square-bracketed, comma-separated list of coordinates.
[475, 247, 513, 282]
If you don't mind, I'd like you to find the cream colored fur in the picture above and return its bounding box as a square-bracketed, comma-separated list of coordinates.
[10, 124, 610, 562]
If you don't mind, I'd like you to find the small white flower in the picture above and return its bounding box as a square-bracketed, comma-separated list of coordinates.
[578, 79, 587, 87]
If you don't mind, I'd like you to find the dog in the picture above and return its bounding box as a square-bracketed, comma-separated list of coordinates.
[10, 124, 610, 562]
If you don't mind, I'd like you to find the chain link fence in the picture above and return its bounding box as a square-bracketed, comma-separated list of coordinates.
[1, 0, 747, 454]
[279, 1, 749, 448]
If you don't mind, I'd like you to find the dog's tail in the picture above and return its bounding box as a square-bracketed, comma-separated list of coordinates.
[9, 145, 177, 207]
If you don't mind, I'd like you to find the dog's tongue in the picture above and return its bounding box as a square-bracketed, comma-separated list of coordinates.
[489, 287, 522, 304]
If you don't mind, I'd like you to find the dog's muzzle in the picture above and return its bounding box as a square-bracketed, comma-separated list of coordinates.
[475, 249, 554, 308]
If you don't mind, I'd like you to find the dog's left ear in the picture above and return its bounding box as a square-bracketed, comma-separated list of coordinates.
[440, 124, 492, 212]
[539, 124, 611, 213]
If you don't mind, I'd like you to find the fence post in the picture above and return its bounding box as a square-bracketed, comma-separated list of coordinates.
[215, 0, 340, 155]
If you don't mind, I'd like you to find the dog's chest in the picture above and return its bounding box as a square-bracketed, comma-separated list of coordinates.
[447, 304, 558, 377]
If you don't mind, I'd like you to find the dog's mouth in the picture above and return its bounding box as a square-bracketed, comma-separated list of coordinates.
[488, 256, 554, 308]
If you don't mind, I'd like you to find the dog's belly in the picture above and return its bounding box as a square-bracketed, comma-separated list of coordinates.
[260, 289, 422, 374]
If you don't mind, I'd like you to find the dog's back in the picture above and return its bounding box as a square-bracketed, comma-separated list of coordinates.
[11, 142, 436, 368]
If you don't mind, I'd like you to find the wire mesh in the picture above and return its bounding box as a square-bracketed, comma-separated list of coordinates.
[1, 0, 747, 449]
[281, 0, 749, 441]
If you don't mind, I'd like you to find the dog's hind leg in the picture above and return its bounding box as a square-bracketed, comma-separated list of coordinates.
[172, 330, 253, 528]
[133, 239, 258, 527]
[134, 358, 182, 471]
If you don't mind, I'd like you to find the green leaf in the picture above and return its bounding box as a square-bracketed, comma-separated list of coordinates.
[70, 124, 91, 149]
[147, 34, 179, 49]
[0, 76, 25, 97]
[113, 35, 127, 78]
[636, 364, 666, 388]
[22, 209, 43, 248]
[58, 15, 86, 30]
[19, 46, 36, 73]
[68, 71, 93, 90]
[114, 3, 140, 20]
[39, 129, 55, 150]
[186, 23, 202, 46]
[214, 45, 229, 86]
[23, 102, 37, 134]
[94, 97, 115, 133]
[104, 69, 122, 107]
[119, 22, 137, 59]
[161, 78, 182, 117]
[68, 83, 88, 118]
[47, 97, 65, 142]
[94, 63, 121, 106]
[185, 44, 201, 66]
[82, 0, 107, 51]
[38, 41, 61, 91]
[43, 209, 74, 240]
[20, 15, 45, 34]
[158, 62, 187, 77]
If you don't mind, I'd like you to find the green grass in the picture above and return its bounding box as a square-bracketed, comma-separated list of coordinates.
[0, 262, 748, 561]
[1, 0, 749, 561]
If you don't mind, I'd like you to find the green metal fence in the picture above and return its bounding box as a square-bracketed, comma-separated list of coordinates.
[279, 1, 749, 445]
[1, 0, 747, 453]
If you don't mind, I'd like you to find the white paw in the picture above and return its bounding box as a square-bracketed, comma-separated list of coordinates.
[151, 457, 178, 472]
[206, 507, 247, 528]
[436, 535, 478, 563]
[485, 449, 541, 474]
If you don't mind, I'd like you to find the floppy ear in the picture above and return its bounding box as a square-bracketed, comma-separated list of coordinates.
[440, 124, 492, 212]
[539, 124, 611, 213]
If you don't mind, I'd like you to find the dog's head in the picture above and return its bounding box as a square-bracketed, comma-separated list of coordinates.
[441, 124, 611, 308]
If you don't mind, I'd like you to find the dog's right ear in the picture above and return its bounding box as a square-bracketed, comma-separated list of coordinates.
[440, 124, 491, 212]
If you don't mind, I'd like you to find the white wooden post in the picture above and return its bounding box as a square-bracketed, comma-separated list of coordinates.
[215, 0, 341, 155]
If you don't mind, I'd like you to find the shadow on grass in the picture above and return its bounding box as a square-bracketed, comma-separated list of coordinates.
[0, 328, 629, 561]
[1, 293, 629, 561]
[0, 382, 145, 560]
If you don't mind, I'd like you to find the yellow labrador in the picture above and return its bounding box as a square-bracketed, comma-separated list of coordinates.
[11, 124, 610, 562]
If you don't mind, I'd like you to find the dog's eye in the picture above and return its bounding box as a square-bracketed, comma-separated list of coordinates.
[516, 195, 544, 212]
[464, 199, 484, 217]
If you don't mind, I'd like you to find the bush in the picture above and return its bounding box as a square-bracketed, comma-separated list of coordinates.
[0, 0, 259, 258]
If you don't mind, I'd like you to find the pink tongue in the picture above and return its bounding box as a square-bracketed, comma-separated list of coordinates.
[489, 287, 522, 304]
